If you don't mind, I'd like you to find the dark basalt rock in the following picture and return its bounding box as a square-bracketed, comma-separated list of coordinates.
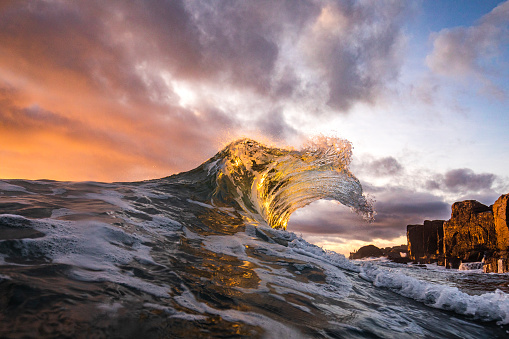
[349, 244, 409, 262]
[407, 220, 444, 263]
[349, 244, 382, 259]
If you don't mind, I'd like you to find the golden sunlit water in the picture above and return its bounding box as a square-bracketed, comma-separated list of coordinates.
[210, 137, 374, 229]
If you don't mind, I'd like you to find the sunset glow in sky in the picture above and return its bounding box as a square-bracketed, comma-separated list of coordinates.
[1, 0, 508, 255]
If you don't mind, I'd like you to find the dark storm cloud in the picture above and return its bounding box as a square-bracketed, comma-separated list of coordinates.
[444, 169, 495, 191]
[0, 101, 70, 131]
[0, 1, 153, 101]
[426, 168, 496, 193]
[290, 187, 450, 242]
[0, 0, 411, 112]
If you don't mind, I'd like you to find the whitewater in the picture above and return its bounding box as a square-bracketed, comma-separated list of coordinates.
[0, 138, 508, 338]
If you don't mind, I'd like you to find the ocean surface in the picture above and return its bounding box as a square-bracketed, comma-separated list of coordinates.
[1, 138, 508, 338]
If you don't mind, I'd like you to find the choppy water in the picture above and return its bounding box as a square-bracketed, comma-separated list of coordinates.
[1, 138, 508, 338]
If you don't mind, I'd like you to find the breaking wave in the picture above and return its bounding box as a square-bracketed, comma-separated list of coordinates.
[1, 137, 508, 338]
[197, 137, 374, 229]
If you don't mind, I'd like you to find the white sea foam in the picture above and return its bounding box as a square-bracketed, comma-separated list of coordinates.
[288, 302, 311, 313]
[261, 228, 509, 326]
[359, 263, 509, 325]
[138, 214, 183, 237]
[205, 159, 220, 175]
[0, 214, 170, 297]
[459, 262, 483, 271]
[51, 188, 67, 195]
[50, 208, 76, 218]
[97, 302, 123, 314]
[134, 187, 172, 199]
[143, 302, 176, 315]
[183, 226, 203, 240]
[85, 191, 132, 210]
[288, 236, 360, 273]
[186, 199, 214, 209]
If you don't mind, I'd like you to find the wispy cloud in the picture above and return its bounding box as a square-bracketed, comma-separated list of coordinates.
[425, 0, 509, 99]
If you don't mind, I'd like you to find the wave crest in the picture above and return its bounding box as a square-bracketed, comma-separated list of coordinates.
[207, 137, 374, 229]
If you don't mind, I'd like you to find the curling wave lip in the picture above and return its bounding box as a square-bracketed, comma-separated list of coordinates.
[200, 137, 375, 229]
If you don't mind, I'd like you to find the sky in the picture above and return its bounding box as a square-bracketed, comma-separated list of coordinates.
[1, 0, 508, 255]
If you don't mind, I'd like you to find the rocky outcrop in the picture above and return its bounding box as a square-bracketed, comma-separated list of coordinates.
[493, 194, 509, 252]
[384, 245, 410, 263]
[407, 220, 444, 263]
[349, 245, 382, 259]
[349, 244, 409, 262]
[443, 200, 497, 265]
[492, 194, 509, 273]
[406, 194, 509, 272]
[352, 195, 509, 272]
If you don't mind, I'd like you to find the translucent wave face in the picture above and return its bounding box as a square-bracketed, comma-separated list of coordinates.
[209, 137, 375, 229]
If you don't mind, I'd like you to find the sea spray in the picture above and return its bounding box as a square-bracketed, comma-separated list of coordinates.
[359, 262, 509, 325]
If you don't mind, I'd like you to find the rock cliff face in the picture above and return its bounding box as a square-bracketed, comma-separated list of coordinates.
[407, 220, 444, 262]
[494, 194, 509, 252]
[407, 193, 509, 272]
[443, 200, 497, 263]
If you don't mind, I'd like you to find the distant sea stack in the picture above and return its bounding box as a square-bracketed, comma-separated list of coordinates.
[407, 193, 509, 273]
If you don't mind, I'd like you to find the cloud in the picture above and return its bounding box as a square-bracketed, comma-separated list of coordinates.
[425, 1, 509, 99]
[183, 0, 411, 111]
[0, 0, 412, 181]
[289, 187, 450, 242]
[352, 156, 403, 178]
[299, 1, 410, 111]
[426, 168, 496, 193]
[256, 109, 298, 141]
